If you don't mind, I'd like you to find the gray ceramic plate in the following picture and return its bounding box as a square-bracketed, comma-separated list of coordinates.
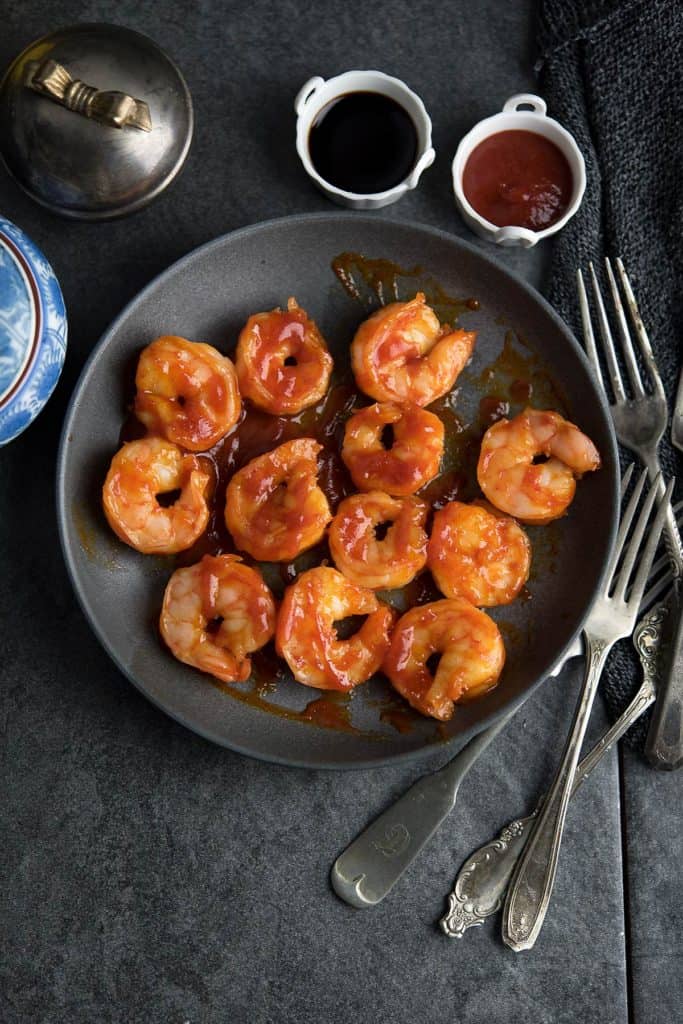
[57, 213, 618, 769]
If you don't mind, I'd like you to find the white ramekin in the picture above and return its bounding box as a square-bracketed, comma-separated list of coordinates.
[294, 70, 436, 210]
[452, 93, 586, 248]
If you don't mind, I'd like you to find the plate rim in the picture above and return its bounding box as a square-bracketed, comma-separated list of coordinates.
[56, 211, 619, 770]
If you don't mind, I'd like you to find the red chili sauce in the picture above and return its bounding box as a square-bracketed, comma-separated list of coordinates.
[462, 130, 573, 231]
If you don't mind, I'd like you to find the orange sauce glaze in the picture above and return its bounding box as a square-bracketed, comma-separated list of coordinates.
[236, 301, 333, 414]
[244, 305, 311, 403]
[331, 251, 480, 323]
[175, 377, 361, 576]
[117, 255, 565, 736]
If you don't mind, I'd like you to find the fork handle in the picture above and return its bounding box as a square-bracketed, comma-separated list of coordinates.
[441, 666, 657, 939]
[502, 635, 611, 951]
[645, 584, 683, 769]
[641, 455, 683, 768]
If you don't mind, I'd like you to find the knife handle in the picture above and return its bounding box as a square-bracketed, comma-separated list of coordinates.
[331, 709, 514, 908]
[331, 768, 462, 909]
[645, 588, 683, 769]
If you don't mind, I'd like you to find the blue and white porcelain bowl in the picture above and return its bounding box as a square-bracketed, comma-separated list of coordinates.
[0, 216, 67, 445]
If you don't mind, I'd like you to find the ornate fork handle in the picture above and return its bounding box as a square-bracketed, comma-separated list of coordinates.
[643, 498, 683, 769]
[502, 635, 611, 950]
[441, 605, 666, 938]
[638, 449, 683, 771]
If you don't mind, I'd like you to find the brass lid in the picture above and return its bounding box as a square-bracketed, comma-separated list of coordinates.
[0, 24, 193, 220]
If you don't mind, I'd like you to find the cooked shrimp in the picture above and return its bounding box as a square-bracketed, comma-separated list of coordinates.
[328, 491, 428, 590]
[477, 407, 601, 524]
[224, 437, 331, 561]
[342, 401, 444, 495]
[276, 566, 395, 690]
[134, 335, 241, 451]
[102, 437, 210, 554]
[235, 297, 333, 415]
[383, 599, 505, 720]
[428, 500, 531, 606]
[350, 293, 476, 407]
[159, 554, 276, 684]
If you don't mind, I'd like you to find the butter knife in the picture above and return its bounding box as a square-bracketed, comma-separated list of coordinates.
[330, 646, 580, 909]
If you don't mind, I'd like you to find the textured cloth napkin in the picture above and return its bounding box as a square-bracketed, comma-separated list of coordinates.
[536, 0, 683, 745]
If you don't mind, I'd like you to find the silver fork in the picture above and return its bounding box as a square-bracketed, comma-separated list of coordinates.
[502, 469, 673, 951]
[330, 494, 680, 913]
[441, 504, 682, 939]
[578, 259, 683, 770]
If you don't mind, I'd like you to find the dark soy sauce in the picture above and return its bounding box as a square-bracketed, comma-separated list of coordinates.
[308, 91, 418, 194]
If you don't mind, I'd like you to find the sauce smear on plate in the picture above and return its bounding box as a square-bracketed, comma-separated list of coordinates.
[462, 130, 573, 231]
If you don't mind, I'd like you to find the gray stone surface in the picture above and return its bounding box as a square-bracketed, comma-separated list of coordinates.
[0, 1, 662, 1022]
[621, 747, 683, 1024]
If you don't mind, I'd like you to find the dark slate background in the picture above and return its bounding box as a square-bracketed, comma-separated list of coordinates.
[1, 2, 680, 1022]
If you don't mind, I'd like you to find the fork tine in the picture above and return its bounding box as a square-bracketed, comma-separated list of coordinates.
[641, 565, 673, 613]
[604, 258, 645, 398]
[615, 258, 666, 400]
[620, 462, 635, 501]
[613, 474, 667, 602]
[612, 474, 661, 601]
[647, 549, 677, 592]
[589, 261, 627, 402]
[606, 467, 647, 583]
[619, 478, 675, 606]
[627, 495, 682, 609]
[577, 269, 606, 394]
[636, 498, 683, 608]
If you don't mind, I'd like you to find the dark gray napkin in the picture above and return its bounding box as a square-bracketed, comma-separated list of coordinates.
[536, 0, 683, 745]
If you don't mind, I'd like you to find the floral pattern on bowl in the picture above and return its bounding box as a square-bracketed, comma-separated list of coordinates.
[0, 215, 67, 445]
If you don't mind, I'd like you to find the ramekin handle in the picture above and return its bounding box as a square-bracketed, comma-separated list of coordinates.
[494, 226, 539, 248]
[406, 147, 436, 188]
[294, 77, 325, 116]
[502, 93, 547, 116]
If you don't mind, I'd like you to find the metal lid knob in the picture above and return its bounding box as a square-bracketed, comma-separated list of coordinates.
[0, 23, 193, 220]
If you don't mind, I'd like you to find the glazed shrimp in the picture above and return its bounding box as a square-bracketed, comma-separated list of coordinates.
[342, 402, 444, 495]
[235, 297, 333, 415]
[383, 599, 505, 721]
[224, 437, 331, 561]
[477, 407, 601, 524]
[328, 491, 428, 590]
[276, 567, 395, 690]
[134, 335, 241, 451]
[428, 500, 531, 606]
[159, 554, 276, 683]
[350, 293, 476, 407]
[102, 437, 210, 554]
